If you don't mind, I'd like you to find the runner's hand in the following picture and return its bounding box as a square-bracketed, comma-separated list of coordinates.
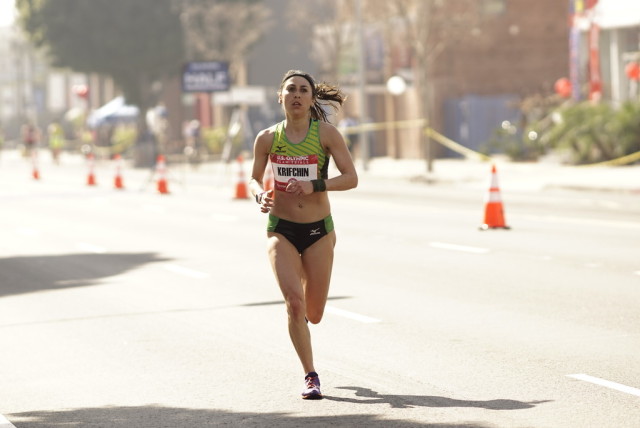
[285, 180, 312, 196]
[258, 189, 274, 213]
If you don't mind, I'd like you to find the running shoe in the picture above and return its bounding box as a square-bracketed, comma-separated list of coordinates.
[302, 372, 323, 399]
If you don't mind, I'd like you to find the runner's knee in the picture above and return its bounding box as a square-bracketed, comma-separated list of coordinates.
[305, 307, 324, 324]
[286, 296, 306, 321]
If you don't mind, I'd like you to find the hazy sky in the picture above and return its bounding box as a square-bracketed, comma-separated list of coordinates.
[0, 0, 16, 28]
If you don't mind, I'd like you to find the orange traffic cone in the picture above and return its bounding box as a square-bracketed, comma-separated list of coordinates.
[234, 155, 249, 199]
[156, 155, 169, 194]
[113, 154, 125, 189]
[480, 164, 510, 230]
[263, 159, 274, 192]
[86, 153, 97, 186]
[31, 149, 40, 180]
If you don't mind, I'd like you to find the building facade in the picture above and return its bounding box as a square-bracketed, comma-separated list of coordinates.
[353, 0, 571, 159]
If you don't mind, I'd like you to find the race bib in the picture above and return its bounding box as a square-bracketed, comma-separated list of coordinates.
[270, 154, 318, 191]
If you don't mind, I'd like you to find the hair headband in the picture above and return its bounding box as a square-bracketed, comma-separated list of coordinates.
[283, 73, 316, 91]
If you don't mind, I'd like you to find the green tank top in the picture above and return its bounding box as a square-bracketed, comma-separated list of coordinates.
[269, 119, 329, 191]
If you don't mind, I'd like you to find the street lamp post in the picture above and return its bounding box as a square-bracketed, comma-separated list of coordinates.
[386, 75, 406, 159]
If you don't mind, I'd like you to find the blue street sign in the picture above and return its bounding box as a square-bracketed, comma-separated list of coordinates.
[182, 61, 230, 93]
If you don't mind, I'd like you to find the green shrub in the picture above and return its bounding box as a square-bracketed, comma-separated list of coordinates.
[201, 126, 245, 155]
[111, 124, 137, 155]
[608, 101, 640, 157]
[201, 126, 227, 154]
[483, 121, 545, 161]
[511, 98, 640, 165]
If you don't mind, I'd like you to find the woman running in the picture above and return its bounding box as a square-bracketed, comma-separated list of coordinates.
[249, 70, 358, 399]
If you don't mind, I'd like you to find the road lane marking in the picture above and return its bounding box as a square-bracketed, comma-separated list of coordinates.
[142, 204, 166, 214]
[584, 262, 602, 269]
[429, 241, 490, 254]
[211, 213, 239, 222]
[15, 227, 39, 237]
[325, 306, 381, 323]
[0, 414, 16, 428]
[163, 264, 210, 279]
[76, 242, 108, 254]
[522, 214, 640, 230]
[567, 374, 640, 397]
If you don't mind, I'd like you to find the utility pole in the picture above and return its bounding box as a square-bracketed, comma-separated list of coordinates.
[356, 0, 369, 170]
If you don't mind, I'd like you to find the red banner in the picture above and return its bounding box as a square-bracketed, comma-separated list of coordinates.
[588, 21, 602, 101]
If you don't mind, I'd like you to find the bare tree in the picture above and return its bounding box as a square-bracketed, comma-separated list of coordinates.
[285, 0, 353, 82]
[286, 0, 483, 163]
[368, 0, 483, 165]
[178, 0, 272, 83]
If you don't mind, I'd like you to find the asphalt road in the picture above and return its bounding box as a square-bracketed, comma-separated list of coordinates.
[1, 151, 638, 427]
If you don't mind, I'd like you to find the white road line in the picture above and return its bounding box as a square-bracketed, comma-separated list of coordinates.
[163, 264, 210, 279]
[522, 214, 640, 230]
[584, 262, 602, 269]
[0, 414, 16, 428]
[76, 242, 108, 254]
[429, 241, 490, 254]
[15, 227, 39, 237]
[567, 374, 640, 397]
[142, 204, 166, 214]
[325, 306, 381, 323]
[210, 213, 239, 222]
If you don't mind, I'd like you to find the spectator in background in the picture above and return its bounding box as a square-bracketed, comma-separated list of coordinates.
[338, 114, 359, 155]
[21, 122, 40, 157]
[183, 119, 202, 166]
[47, 122, 65, 164]
[0, 124, 4, 160]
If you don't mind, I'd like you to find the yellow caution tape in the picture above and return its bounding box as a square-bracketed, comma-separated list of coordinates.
[338, 118, 491, 161]
[338, 118, 427, 134]
[340, 117, 638, 166]
[424, 128, 492, 162]
[577, 150, 640, 167]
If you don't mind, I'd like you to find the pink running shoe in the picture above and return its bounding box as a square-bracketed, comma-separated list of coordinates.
[302, 372, 323, 399]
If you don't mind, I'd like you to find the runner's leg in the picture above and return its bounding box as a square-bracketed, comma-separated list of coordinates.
[301, 231, 336, 324]
[267, 233, 315, 374]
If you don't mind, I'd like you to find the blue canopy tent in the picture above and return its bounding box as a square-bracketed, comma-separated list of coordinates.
[87, 96, 139, 128]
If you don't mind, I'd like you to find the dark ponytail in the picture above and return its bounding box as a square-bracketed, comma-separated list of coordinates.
[279, 70, 346, 123]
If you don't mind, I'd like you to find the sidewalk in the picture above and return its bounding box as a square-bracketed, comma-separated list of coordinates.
[358, 157, 640, 193]
[2, 148, 637, 194]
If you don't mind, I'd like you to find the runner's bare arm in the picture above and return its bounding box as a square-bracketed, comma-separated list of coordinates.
[321, 122, 358, 191]
[250, 128, 274, 196]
